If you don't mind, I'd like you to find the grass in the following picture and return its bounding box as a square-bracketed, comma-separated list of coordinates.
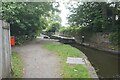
[43, 43, 90, 78]
[11, 51, 23, 78]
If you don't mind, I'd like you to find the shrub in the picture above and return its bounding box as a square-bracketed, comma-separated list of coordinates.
[15, 35, 36, 45]
[109, 32, 120, 45]
[59, 27, 81, 37]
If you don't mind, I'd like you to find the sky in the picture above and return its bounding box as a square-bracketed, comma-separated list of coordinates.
[58, 1, 69, 26]
[58, 0, 78, 26]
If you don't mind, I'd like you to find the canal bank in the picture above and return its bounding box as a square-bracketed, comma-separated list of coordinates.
[71, 43, 120, 78]
[43, 39, 98, 78]
[75, 41, 120, 55]
[78, 50, 99, 78]
[50, 35, 120, 78]
[74, 32, 120, 54]
[49, 35, 98, 78]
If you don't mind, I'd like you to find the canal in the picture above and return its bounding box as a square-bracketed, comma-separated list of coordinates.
[71, 43, 120, 78]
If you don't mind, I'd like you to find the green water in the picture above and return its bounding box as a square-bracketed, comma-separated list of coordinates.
[71, 44, 120, 78]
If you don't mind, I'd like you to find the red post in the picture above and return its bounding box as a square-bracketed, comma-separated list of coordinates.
[10, 36, 15, 46]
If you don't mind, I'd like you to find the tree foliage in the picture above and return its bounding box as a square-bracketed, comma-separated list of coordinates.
[67, 2, 120, 45]
[68, 2, 120, 32]
[2, 2, 58, 44]
[43, 10, 61, 35]
[59, 26, 80, 37]
[45, 22, 61, 36]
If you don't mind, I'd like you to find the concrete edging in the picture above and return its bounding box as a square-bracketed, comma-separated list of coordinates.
[81, 52, 99, 79]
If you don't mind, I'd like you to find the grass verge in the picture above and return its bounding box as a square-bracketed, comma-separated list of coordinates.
[43, 43, 90, 78]
[11, 51, 23, 78]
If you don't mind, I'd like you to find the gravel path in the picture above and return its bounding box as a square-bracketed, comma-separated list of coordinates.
[12, 39, 61, 78]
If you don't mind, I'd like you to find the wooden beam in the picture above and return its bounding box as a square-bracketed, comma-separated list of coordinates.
[0, 20, 3, 79]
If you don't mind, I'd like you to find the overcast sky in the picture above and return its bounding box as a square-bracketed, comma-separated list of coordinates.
[58, 0, 78, 26]
[58, 1, 69, 26]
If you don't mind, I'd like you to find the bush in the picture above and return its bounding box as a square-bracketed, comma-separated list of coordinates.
[15, 35, 36, 45]
[59, 27, 81, 37]
[109, 32, 120, 45]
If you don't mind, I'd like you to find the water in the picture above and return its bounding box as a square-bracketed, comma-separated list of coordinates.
[71, 44, 120, 78]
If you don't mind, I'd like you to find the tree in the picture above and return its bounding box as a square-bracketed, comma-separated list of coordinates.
[67, 2, 120, 45]
[43, 9, 61, 35]
[2, 2, 59, 44]
[46, 22, 61, 35]
[68, 2, 120, 32]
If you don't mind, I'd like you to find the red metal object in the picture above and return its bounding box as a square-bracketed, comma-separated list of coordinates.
[10, 36, 15, 46]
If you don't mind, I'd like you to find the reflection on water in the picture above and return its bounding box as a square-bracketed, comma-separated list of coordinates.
[71, 44, 120, 78]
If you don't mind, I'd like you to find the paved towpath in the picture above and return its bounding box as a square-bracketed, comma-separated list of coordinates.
[13, 38, 61, 78]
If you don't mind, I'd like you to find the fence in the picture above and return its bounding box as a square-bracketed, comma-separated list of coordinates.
[0, 20, 11, 79]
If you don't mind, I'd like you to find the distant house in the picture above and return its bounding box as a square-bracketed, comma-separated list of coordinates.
[0, 20, 11, 79]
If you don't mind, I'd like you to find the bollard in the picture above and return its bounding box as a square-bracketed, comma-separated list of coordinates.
[10, 36, 15, 46]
